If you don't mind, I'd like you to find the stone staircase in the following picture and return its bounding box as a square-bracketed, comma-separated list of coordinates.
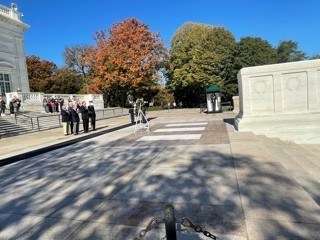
[239, 133, 320, 206]
[0, 111, 62, 139]
[0, 107, 128, 139]
[235, 113, 320, 145]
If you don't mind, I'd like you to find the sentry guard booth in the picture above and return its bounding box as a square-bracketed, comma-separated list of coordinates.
[206, 85, 222, 113]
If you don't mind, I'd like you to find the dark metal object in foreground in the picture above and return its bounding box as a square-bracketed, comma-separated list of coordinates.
[164, 204, 177, 240]
[180, 217, 217, 239]
[134, 204, 217, 240]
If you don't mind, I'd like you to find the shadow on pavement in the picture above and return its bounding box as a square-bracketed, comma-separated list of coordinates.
[0, 138, 319, 239]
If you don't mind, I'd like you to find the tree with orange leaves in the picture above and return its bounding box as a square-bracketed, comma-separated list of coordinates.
[84, 18, 168, 107]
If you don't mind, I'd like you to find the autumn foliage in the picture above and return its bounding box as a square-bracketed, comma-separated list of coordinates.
[27, 55, 57, 92]
[84, 18, 168, 105]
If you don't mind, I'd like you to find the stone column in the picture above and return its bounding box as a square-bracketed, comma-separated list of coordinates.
[232, 96, 239, 113]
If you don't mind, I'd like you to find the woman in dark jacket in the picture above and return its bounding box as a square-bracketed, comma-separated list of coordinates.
[79, 101, 89, 133]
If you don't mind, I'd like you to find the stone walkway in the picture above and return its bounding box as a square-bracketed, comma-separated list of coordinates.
[0, 109, 319, 239]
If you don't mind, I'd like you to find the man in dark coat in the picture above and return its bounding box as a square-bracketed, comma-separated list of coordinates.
[128, 101, 135, 124]
[68, 101, 74, 134]
[61, 104, 71, 135]
[88, 101, 96, 131]
[70, 103, 80, 135]
[79, 101, 89, 133]
[0, 96, 6, 116]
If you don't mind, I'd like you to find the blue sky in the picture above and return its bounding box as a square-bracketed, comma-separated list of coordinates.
[2, 0, 320, 66]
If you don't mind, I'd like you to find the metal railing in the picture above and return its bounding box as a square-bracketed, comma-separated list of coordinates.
[0, 107, 128, 138]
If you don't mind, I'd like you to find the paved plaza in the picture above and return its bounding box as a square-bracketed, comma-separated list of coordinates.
[0, 109, 320, 239]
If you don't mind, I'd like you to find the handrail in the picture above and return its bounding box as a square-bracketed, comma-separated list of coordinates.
[0, 107, 128, 138]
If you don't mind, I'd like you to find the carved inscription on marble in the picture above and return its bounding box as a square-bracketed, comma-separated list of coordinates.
[249, 75, 274, 114]
[253, 79, 270, 94]
[286, 77, 303, 92]
[282, 72, 307, 94]
[282, 72, 307, 112]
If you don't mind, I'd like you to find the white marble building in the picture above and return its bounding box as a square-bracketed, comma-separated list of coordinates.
[0, 3, 29, 96]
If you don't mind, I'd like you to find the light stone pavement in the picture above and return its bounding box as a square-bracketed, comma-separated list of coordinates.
[0, 109, 319, 240]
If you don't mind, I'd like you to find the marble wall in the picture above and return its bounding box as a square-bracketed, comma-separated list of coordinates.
[5, 92, 104, 112]
[237, 59, 320, 118]
[235, 59, 320, 143]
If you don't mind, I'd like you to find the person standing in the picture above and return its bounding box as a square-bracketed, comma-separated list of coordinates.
[12, 96, 21, 115]
[79, 101, 89, 133]
[61, 105, 71, 136]
[57, 96, 64, 112]
[88, 101, 96, 131]
[49, 98, 56, 113]
[68, 101, 74, 134]
[0, 96, 6, 116]
[43, 97, 49, 113]
[128, 101, 135, 124]
[9, 99, 14, 115]
[70, 103, 79, 135]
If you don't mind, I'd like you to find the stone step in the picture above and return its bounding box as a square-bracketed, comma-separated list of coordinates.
[0, 119, 34, 138]
[253, 134, 320, 176]
[281, 145, 320, 182]
[231, 131, 320, 208]
[261, 138, 320, 205]
[236, 113, 320, 145]
[227, 131, 257, 142]
[287, 144, 320, 168]
[289, 170, 320, 206]
[254, 134, 287, 145]
[300, 144, 320, 159]
[266, 143, 306, 172]
[1, 108, 127, 139]
[261, 129, 320, 144]
[0, 112, 62, 138]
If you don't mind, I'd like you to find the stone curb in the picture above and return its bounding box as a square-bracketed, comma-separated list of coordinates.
[0, 122, 133, 167]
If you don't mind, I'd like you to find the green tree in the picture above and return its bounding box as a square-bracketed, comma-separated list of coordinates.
[234, 37, 277, 70]
[277, 40, 306, 63]
[153, 88, 175, 107]
[167, 22, 237, 107]
[47, 67, 83, 94]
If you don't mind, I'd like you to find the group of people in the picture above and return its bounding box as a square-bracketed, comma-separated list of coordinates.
[0, 95, 21, 116]
[43, 96, 64, 113]
[61, 100, 96, 136]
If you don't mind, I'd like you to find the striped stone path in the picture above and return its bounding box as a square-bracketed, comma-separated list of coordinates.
[106, 121, 229, 146]
[139, 122, 207, 141]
